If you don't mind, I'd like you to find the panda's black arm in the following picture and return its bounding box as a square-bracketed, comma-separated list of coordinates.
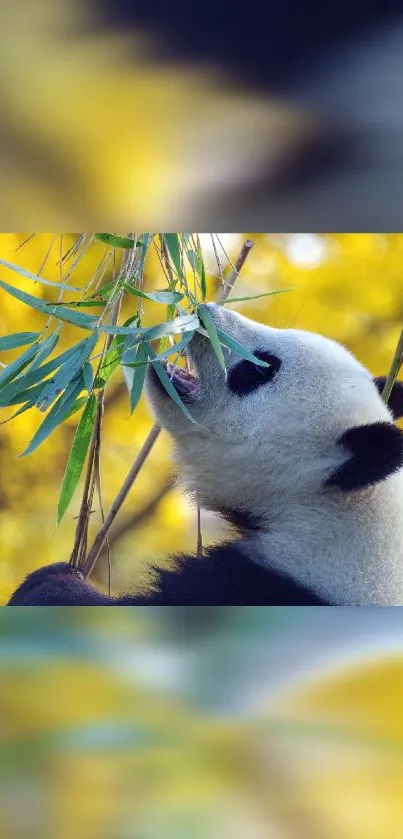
[7, 546, 329, 606]
[6, 563, 155, 606]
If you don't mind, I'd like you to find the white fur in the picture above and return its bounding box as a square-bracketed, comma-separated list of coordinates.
[146, 303, 403, 605]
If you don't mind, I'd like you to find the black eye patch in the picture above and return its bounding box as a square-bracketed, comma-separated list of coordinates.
[227, 351, 281, 397]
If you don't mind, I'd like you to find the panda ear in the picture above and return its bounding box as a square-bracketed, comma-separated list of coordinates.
[374, 377, 403, 419]
[325, 422, 403, 492]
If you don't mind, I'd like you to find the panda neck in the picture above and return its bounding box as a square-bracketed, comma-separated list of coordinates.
[234, 477, 403, 606]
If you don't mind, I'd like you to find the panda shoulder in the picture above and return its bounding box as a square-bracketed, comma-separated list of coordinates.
[131, 542, 328, 605]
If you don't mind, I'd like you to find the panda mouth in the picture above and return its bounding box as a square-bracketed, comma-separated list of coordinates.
[162, 361, 200, 400]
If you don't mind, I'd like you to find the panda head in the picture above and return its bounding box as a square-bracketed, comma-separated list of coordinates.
[146, 303, 403, 523]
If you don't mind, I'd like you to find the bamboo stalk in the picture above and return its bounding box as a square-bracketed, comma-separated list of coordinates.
[381, 326, 403, 405]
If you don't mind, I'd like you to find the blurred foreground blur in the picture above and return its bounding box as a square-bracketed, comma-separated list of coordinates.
[1, 607, 403, 838]
[1, 0, 403, 228]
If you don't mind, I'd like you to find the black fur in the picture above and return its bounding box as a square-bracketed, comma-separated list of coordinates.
[217, 507, 264, 533]
[373, 377, 403, 420]
[7, 546, 328, 606]
[227, 352, 281, 397]
[8, 379, 403, 606]
[326, 421, 403, 491]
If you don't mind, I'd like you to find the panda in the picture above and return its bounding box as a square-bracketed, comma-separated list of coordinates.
[8, 303, 403, 606]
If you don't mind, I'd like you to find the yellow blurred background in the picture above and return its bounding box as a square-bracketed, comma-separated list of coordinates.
[1, 232, 403, 603]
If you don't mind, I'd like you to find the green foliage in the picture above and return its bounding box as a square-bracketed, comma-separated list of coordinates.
[58, 393, 98, 522]
[0, 331, 40, 351]
[127, 343, 149, 414]
[0, 234, 280, 458]
[0, 278, 97, 329]
[146, 343, 197, 424]
[21, 375, 85, 456]
[162, 233, 182, 278]
[198, 304, 226, 372]
[215, 329, 271, 367]
[93, 233, 137, 248]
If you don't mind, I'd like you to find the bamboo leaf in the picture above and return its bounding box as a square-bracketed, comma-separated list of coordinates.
[158, 303, 177, 353]
[0, 341, 91, 406]
[94, 280, 119, 302]
[138, 233, 150, 277]
[121, 345, 137, 393]
[123, 284, 184, 304]
[122, 330, 196, 371]
[64, 396, 89, 421]
[198, 304, 226, 371]
[0, 400, 36, 425]
[0, 279, 98, 329]
[98, 337, 125, 385]
[0, 258, 81, 291]
[219, 288, 293, 304]
[124, 329, 196, 373]
[149, 330, 196, 364]
[54, 299, 105, 308]
[140, 314, 199, 343]
[0, 342, 40, 389]
[186, 249, 198, 272]
[146, 344, 197, 424]
[163, 234, 182, 278]
[197, 245, 207, 300]
[28, 332, 60, 372]
[215, 328, 270, 367]
[57, 393, 98, 522]
[21, 377, 84, 456]
[0, 332, 40, 352]
[35, 332, 99, 410]
[0, 380, 50, 407]
[100, 313, 199, 339]
[82, 362, 94, 393]
[93, 233, 135, 248]
[128, 343, 148, 414]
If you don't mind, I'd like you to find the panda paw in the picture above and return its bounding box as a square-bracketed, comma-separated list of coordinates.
[7, 562, 86, 606]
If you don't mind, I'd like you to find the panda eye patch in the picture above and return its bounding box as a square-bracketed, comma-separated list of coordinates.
[227, 351, 281, 397]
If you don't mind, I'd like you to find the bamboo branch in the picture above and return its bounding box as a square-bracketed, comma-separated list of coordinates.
[82, 236, 254, 579]
[217, 238, 254, 302]
[106, 477, 175, 547]
[81, 424, 162, 579]
[69, 293, 123, 568]
[381, 326, 403, 405]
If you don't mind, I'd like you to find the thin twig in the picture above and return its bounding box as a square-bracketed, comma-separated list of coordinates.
[106, 477, 175, 547]
[69, 293, 123, 568]
[81, 424, 162, 579]
[69, 395, 104, 568]
[160, 236, 177, 287]
[211, 234, 225, 285]
[381, 326, 403, 405]
[15, 233, 35, 250]
[196, 504, 203, 558]
[218, 238, 254, 302]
